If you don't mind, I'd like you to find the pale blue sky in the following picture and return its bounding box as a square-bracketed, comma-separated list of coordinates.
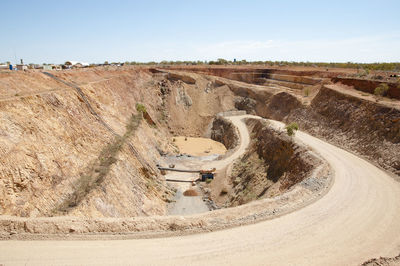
[1, 0, 399, 64]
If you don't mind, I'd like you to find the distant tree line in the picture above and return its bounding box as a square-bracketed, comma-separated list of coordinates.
[122, 59, 400, 72]
[3, 59, 399, 72]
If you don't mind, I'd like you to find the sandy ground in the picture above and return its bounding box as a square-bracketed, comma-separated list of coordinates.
[173, 136, 227, 156]
[166, 133, 237, 215]
[2, 115, 400, 265]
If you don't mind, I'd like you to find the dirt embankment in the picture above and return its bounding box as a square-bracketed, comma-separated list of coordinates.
[219, 119, 323, 207]
[332, 77, 400, 99]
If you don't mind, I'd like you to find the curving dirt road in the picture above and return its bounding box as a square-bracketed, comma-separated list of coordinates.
[2, 115, 400, 265]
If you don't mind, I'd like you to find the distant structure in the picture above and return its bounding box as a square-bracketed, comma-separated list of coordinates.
[0, 61, 63, 71]
[14, 58, 27, 71]
[43, 65, 53, 71]
[64, 61, 89, 69]
[16, 64, 27, 71]
[31, 64, 62, 70]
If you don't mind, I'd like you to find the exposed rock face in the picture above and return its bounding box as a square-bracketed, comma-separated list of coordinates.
[234, 97, 256, 114]
[265, 92, 303, 121]
[227, 119, 322, 206]
[175, 82, 193, 108]
[210, 117, 238, 149]
[0, 69, 174, 218]
[157, 71, 235, 137]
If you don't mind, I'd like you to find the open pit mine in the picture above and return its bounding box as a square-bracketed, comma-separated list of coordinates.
[0, 65, 400, 265]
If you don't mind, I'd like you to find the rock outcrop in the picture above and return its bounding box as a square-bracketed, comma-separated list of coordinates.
[210, 116, 238, 149]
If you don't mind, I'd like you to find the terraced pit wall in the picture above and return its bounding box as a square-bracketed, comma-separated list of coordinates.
[164, 66, 340, 91]
[232, 84, 400, 176]
[332, 77, 400, 99]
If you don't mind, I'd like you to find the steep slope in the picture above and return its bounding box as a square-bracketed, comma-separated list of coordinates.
[0, 68, 174, 217]
[0, 67, 236, 218]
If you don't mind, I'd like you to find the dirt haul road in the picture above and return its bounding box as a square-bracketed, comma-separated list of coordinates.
[2, 115, 400, 265]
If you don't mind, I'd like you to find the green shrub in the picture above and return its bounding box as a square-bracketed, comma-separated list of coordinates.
[374, 83, 389, 97]
[286, 122, 299, 136]
[136, 103, 147, 113]
[205, 178, 212, 184]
